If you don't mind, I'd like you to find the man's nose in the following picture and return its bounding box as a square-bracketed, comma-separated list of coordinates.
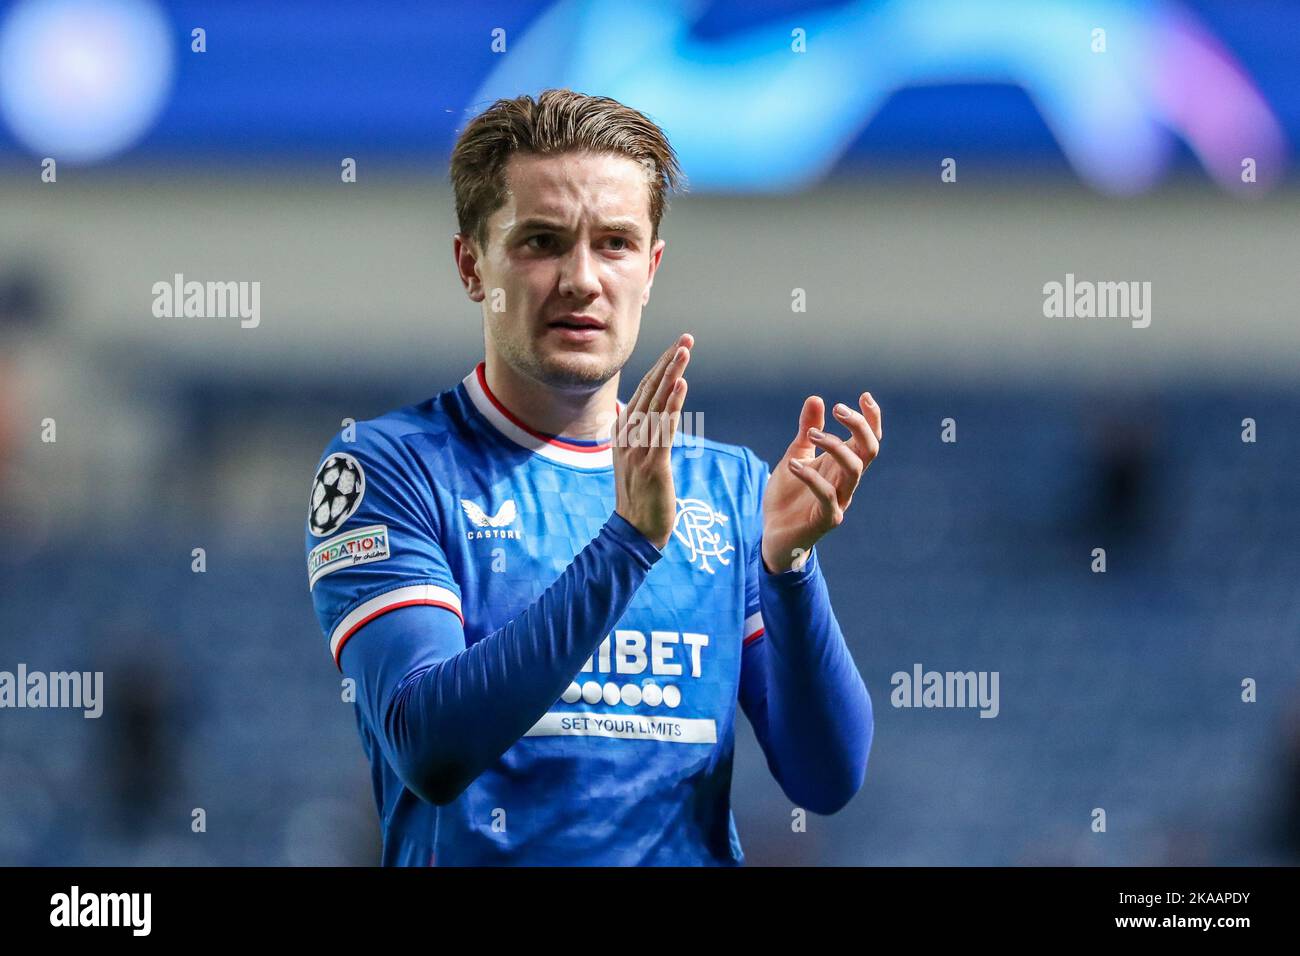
[558, 242, 600, 299]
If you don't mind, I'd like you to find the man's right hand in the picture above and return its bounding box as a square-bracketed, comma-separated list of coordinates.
[613, 332, 693, 549]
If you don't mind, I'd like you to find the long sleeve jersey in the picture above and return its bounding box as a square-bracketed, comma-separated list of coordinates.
[305, 362, 872, 865]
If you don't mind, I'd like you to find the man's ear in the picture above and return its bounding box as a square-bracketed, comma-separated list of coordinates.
[453, 233, 486, 302]
[642, 237, 666, 306]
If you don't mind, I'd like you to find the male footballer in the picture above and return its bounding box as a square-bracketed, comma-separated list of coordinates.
[305, 89, 879, 865]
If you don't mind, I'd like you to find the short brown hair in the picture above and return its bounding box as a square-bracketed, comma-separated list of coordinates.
[450, 89, 684, 252]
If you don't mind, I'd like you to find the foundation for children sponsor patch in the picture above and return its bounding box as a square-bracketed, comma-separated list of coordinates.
[308, 524, 390, 589]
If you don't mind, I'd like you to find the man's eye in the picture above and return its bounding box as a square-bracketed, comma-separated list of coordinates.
[526, 234, 554, 250]
[605, 236, 629, 251]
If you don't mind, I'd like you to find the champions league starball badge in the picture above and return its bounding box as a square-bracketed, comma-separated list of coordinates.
[308, 453, 366, 536]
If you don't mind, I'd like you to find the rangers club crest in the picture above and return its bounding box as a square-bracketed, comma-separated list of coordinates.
[671, 498, 735, 574]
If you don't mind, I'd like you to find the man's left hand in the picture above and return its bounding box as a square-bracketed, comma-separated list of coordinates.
[760, 392, 882, 573]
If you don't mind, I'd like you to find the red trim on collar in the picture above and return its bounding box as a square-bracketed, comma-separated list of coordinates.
[474, 362, 617, 453]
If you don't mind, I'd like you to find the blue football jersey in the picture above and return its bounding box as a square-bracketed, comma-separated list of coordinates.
[305, 362, 772, 865]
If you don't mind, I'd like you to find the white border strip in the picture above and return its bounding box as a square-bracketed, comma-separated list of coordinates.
[525, 712, 717, 744]
[329, 583, 463, 665]
[743, 611, 765, 643]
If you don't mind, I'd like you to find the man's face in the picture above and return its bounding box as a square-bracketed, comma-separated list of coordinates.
[457, 149, 666, 391]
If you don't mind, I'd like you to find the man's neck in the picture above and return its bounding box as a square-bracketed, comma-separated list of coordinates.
[482, 356, 621, 441]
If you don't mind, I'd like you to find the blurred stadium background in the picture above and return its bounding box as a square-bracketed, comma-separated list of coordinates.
[1, 0, 1298, 865]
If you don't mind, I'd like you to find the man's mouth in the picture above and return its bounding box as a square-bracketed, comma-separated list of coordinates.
[548, 314, 607, 331]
